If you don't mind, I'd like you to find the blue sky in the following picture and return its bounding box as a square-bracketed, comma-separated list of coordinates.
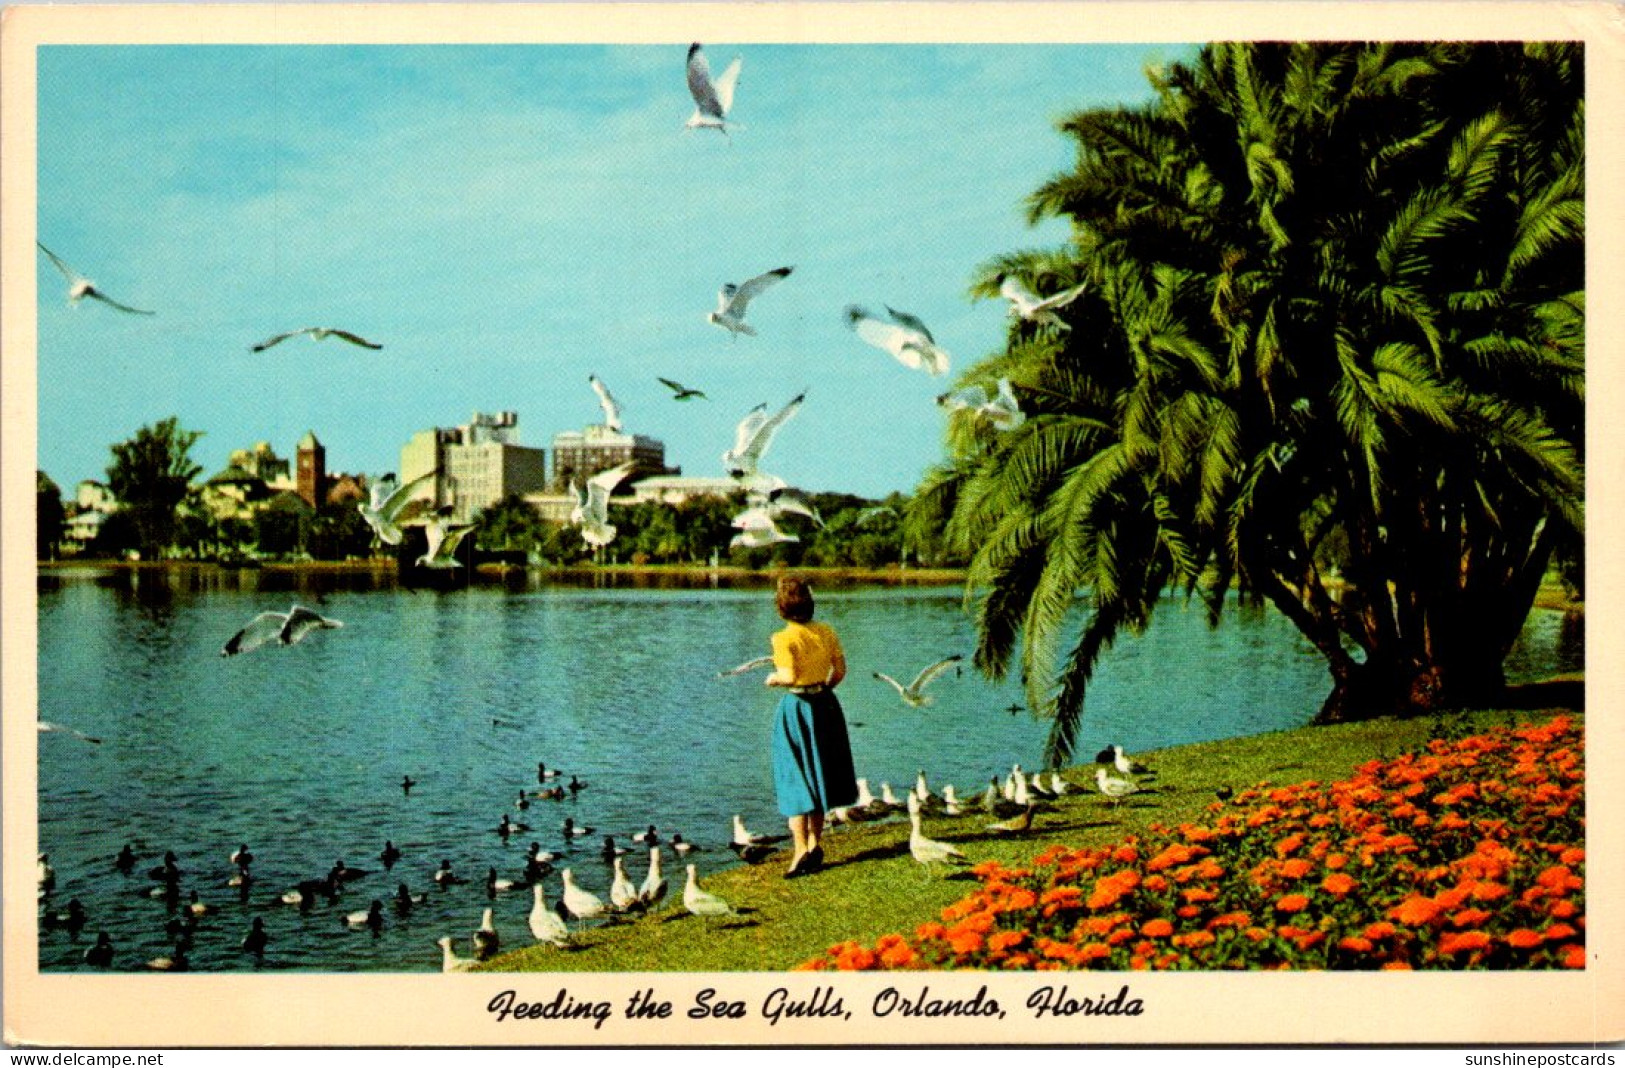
[37, 43, 1190, 497]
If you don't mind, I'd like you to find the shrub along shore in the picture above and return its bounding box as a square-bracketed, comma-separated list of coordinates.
[481, 694, 1582, 973]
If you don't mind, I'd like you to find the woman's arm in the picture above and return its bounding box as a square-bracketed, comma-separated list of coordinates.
[826, 628, 847, 687]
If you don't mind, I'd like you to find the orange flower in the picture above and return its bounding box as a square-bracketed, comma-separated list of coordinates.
[987, 931, 1027, 953]
[1209, 911, 1252, 929]
[1172, 931, 1215, 949]
[1274, 833, 1306, 858]
[879, 941, 917, 967]
[1325, 853, 1349, 871]
[1543, 923, 1578, 942]
[1141, 918, 1174, 938]
[1439, 931, 1491, 954]
[1180, 887, 1218, 904]
[1449, 908, 1493, 929]
[1505, 929, 1543, 949]
[1077, 941, 1112, 962]
[947, 929, 982, 955]
[1382, 962, 1414, 971]
[1276, 894, 1310, 913]
[1148, 844, 1196, 871]
[1322, 873, 1357, 897]
[916, 922, 945, 940]
[1107, 927, 1137, 947]
[1339, 936, 1374, 953]
[1143, 874, 1170, 893]
[1470, 881, 1511, 903]
[1279, 858, 1313, 879]
[1389, 895, 1443, 926]
[1563, 945, 1586, 969]
[1549, 900, 1578, 919]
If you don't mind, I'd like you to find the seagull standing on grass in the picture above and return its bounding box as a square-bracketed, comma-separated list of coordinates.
[845, 305, 951, 375]
[872, 655, 964, 708]
[529, 883, 571, 947]
[359, 471, 435, 545]
[221, 605, 342, 656]
[1107, 744, 1156, 777]
[999, 274, 1088, 330]
[472, 908, 500, 960]
[683, 864, 735, 919]
[559, 869, 608, 928]
[639, 847, 668, 908]
[587, 375, 622, 431]
[570, 462, 637, 549]
[37, 242, 155, 315]
[1094, 766, 1143, 807]
[437, 936, 475, 973]
[252, 326, 382, 353]
[684, 43, 744, 136]
[907, 794, 969, 869]
[708, 266, 793, 338]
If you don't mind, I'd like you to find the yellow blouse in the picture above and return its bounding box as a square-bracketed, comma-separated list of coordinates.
[770, 621, 847, 687]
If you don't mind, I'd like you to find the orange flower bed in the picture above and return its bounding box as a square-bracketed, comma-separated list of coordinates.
[799, 716, 1584, 971]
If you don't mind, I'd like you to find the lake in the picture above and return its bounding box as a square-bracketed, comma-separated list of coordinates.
[33, 567, 1582, 972]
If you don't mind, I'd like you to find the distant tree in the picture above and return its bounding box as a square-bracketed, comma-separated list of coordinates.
[256, 495, 311, 558]
[105, 417, 203, 561]
[309, 501, 371, 560]
[36, 471, 64, 560]
[477, 495, 550, 556]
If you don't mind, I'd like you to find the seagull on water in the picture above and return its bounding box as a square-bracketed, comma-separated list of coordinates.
[251, 326, 382, 353]
[222, 604, 343, 656]
[570, 462, 637, 549]
[708, 266, 793, 338]
[873, 655, 964, 708]
[683, 864, 735, 919]
[684, 43, 744, 137]
[937, 377, 1025, 431]
[358, 471, 436, 546]
[587, 374, 622, 431]
[669, 834, 697, 856]
[344, 900, 385, 933]
[240, 918, 269, 959]
[414, 511, 478, 569]
[38, 720, 102, 744]
[529, 883, 571, 947]
[907, 794, 969, 869]
[562, 818, 595, 839]
[659, 376, 707, 401]
[37, 242, 155, 315]
[845, 305, 950, 376]
[723, 391, 804, 479]
[999, 274, 1088, 331]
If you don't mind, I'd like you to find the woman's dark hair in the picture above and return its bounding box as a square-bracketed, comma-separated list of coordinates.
[775, 576, 814, 623]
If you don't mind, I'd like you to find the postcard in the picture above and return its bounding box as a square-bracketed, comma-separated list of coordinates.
[3, 0, 1621, 1048]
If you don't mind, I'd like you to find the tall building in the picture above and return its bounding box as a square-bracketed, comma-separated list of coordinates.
[296, 431, 326, 509]
[552, 424, 675, 491]
[400, 411, 547, 523]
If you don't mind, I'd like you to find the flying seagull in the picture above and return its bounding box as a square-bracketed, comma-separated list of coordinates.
[37, 242, 155, 315]
[937, 377, 1025, 431]
[588, 374, 622, 431]
[716, 655, 776, 678]
[844, 305, 950, 376]
[415, 511, 478, 569]
[358, 471, 436, 546]
[766, 486, 823, 527]
[708, 266, 793, 338]
[222, 605, 343, 656]
[722, 391, 804, 479]
[873, 655, 964, 708]
[730, 514, 798, 550]
[999, 274, 1088, 331]
[658, 377, 708, 401]
[38, 721, 102, 744]
[571, 462, 637, 548]
[684, 43, 744, 136]
[251, 327, 382, 353]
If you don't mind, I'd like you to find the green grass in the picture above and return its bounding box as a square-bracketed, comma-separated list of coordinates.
[480, 701, 1581, 973]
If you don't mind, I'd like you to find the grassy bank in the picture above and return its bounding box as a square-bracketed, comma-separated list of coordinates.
[480, 697, 1582, 973]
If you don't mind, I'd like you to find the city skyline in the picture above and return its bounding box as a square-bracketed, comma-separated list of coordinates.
[35, 43, 1188, 497]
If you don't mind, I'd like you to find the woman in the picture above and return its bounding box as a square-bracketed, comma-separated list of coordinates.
[764, 575, 859, 877]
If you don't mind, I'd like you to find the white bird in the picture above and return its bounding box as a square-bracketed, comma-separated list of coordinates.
[941, 784, 963, 817]
[1095, 766, 1143, 807]
[717, 655, 776, 678]
[1109, 744, 1155, 777]
[879, 782, 904, 811]
[358, 471, 435, 546]
[528, 883, 571, 948]
[1048, 771, 1072, 796]
[437, 936, 475, 973]
[730, 520, 799, 550]
[907, 795, 969, 868]
[669, 834, 697, 857]
[872, 655, 964, 708]
[999, 274, 1088, 330]
[913, 770, 934, 804]
[472, 907, 500, 961]
[937, 377, 1025, 431]
[252, 326, 382, 353]
[344, 900, 384, 930]
[588, 374, 622, 432]
[37, 242, 155, 315]
[844, 305, 950, 375]
[682, 864, 734, 918]
[731, 815, 784, 848]
[38, 720, 102, 744]
[723, 392, 804, 479]
[639, 847, 668, 908]
[1011, 764, 1033, 807]
[609, 857, 640, 912]
[38, 854, 55, 893]
[414, 511, 478, 569]
[570, 462, 637, 548]
[221, 604, 343, 656]
[708, 266, 793, 338]
[684, 42, 744, 136]
[765, 486, 823, 527]
[559, 869, 608, 926]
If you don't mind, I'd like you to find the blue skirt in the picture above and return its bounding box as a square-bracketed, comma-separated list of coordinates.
[771, 690, 859, 817]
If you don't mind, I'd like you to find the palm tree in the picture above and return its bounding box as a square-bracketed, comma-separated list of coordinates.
[917, 43, 1582, 762]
